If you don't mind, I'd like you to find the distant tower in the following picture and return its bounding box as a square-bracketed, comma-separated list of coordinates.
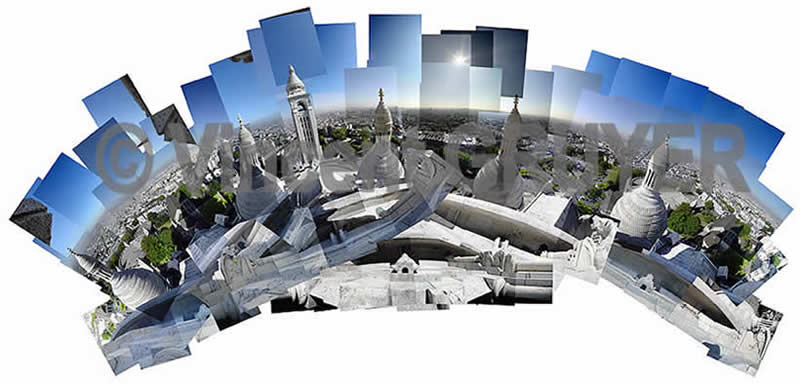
[71, 248, 113, 281]
[286, 65, 323, 166]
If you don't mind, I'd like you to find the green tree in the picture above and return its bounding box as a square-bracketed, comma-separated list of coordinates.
[723, 201, 734, 213]
[207, 179, 222, 197]
[667, 203, 701, 237]
[576, 200, 598, 215]
[601, 166, 620, 191]
[598, 156, 612, 175]
[359, 128, 372, 143]
[565, 144, 583, 158]
[332, 127, 347, 141]
[108, 242, 125, 270]
[585, 185, 605, 201]
[141, 229, 175, 266]
[539, 157, 554, 173]
[198, 193, 229, 224]
[147, 212, 171, 230]
[176, 184, 193, 199]
[121, 228, 135, 244]
[458, 151, 473, 171]
[739, 224, 751, 240]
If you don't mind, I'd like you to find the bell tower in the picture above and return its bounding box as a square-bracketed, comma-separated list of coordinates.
[286, 65, 322, 167]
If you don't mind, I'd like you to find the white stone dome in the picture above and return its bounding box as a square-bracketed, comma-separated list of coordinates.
[473, 157, 524, 208]
[236, 119, 284, 220]
[610, 186, 668, 242]
[611, 137, 671, 243]
[473, 97, 524, 209]
[357, 89, 404, 188]
[236, 171, 284, 220]
[357, 141, 405, 188]
[110, 268, 168, 309]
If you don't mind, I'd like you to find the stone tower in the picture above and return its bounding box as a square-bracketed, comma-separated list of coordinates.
[286, 65, 323, 166]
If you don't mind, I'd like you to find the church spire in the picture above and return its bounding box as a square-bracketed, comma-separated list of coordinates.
[643, 136, 670, 190]
[70, 248, 113, 281]
[286, 64, 306, 96]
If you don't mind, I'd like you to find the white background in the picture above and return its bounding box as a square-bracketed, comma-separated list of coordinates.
[1, 0, 798, 382]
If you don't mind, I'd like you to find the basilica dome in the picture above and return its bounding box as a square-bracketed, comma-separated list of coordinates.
[473, 97, 524, 209]
[610, 186, 668, 241]
[236, 117, 284, 220]
[357, 142, 405, 188]
[357, 89, 405, 188]
[110, 268, 168, 309]
[473, 157, 524, 208]
[610, 138, 670, 244]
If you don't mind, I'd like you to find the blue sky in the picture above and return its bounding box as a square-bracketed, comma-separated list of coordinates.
[243, 23, 357, 114]
[368, 14, 421, 108]
[31, 155, 105, 248]
[575, 51, 793, 222]
[585, 51, 784, 165]
[181, 76, 230, 139]
[210, 50, 283, 125]
[368, 14, 421, 82]
[476, 26, 528, 98]
[550, 66, 603, 122]
[78, 77, 184, 208]
[259, 8, 326, 86]
[441, 30, 493, 68]
[88, 117, 179, 210]
[501, 70, 554, 118]
[469, 67, 502, 111]
[422, 34, 471, 64]
[585, 50, 619, 95]
[247, 27, 282, 99]
[20, 178, 83, 262]
[607, 59, 671, 106]
[739, 155, 792, 222]
[345, 66, 398, 111]
[309, 23, 357, 111]
[83, 76, 150, 144]
[421, 62, 470, 109]
[73, 117, 146, 183]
